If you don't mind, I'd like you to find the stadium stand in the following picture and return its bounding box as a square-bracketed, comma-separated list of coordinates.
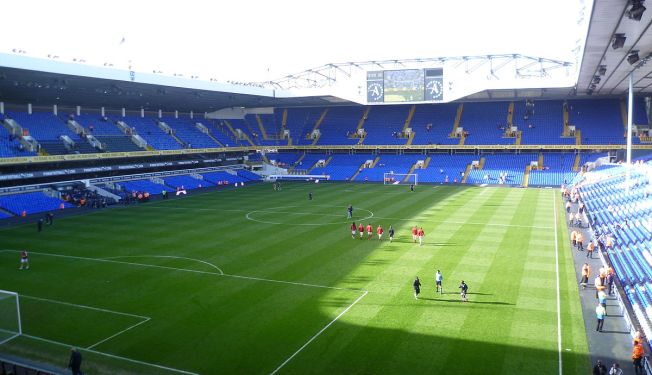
[201, 171, 248, 185]
[164, 175, 213, 189]
[160, 116, 221, 149]
[575, 161, 652, 344]
[7, 111, 89, 155]
[0, 192, 74, 215]
[357, 154, 421, 181]
[121, 115, 183, 150]
[416, 154, 478, 183]
[120, 179, 175, 194]
[236, 169, 262, 181]
[0, 125, 36, 157]
[568, 99, 629, 145]
[458, 102, 512, 145]
[314, 106, 362, 145]
[513, 100, 576, 145]
[311, 154, 375, 180]
[466, 153, 537, 185]
[410, 103, 459, 145]
[362, 106, 411, 145]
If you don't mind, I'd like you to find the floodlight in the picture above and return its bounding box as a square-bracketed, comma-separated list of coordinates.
[628, 51, 640, 65]
[627, 1, 646, 21]
[612, 34, 626, 49]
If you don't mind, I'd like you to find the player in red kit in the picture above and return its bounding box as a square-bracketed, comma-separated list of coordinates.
[350, 222, 357, 239]
[417, 227, 425, 246]
[358, 223, 364, 239]
[376, 225, 384, 240]
[366, 224, 373, 240]
[19, 250, 29, 270]
[411, 226, 418, 243]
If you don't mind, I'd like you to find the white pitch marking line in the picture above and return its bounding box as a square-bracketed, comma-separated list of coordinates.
[221, 273, 362, 292]
[102, 255, 223, 275]
[0, 250, 224, 278]
[21, 333, 199, 375]
[552, 191, 563, 375]
[0, 333, 20, 346]
[86, 317, 151, 350]
[0, 250, 360, 292]
[269, 290, 369, 375]
[20, 294, 150, 320]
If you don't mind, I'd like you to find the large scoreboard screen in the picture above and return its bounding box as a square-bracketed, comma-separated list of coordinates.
[383, 69, 424, 102]
[366, 68, 443, 103]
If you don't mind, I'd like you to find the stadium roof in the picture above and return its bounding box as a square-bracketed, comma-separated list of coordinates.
[577, 0, 652, 95]
[0, 0, 649, 111]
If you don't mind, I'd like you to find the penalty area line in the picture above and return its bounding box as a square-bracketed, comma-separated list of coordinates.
[20, 334, 199, 375]
[269, 290, 368, 375]
[0, 250, 361, 292]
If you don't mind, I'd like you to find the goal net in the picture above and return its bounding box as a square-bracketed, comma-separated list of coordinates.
[383, 173, 418, 185]
[0, 290, 22, 345]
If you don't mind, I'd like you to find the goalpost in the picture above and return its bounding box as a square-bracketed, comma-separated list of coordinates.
[383, 173, 418, 185]
[0, 290, 22, 345]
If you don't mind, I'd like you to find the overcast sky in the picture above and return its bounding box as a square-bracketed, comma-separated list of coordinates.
[2, 0, 590, 82]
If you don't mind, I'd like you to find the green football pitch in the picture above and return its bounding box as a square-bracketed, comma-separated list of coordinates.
[0, 183, 589, 374]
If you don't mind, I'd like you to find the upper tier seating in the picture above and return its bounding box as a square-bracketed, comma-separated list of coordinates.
[204, 120, 243, 147]
[0, 192, 74, 215]
[315, 107, 362, 145]
[7, 111, 95, 155]
[160, 116, 221, 149]
[122, 116, 182, 150]
[74, 114, 123, 135]
[513, 100, 575, 145]
[0, 123, 36, 157]
[410, 103, 459, 145]
[282, 108, 322, 146]
[362, 106, 411, 145]
[459, 102, 513, 145]
[568, 99, 629, 144]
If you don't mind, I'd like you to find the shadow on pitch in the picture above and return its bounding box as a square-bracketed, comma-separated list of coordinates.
[417, 297, 514, 306]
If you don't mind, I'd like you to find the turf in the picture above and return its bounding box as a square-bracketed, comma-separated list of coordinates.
[0, 182, 590, 374]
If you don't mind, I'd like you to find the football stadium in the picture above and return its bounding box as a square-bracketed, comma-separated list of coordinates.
[1, 0, 652, 374]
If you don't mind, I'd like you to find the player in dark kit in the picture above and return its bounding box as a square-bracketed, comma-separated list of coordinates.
[347, 205, 353, 219]
[37, 218, 44, 232]
[413, 277, 422, 299]
[308, 192, 313, 200]
[459, 280, 469, 302]
[388, 225, 395, 242]
[19, 250, 29, 270]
